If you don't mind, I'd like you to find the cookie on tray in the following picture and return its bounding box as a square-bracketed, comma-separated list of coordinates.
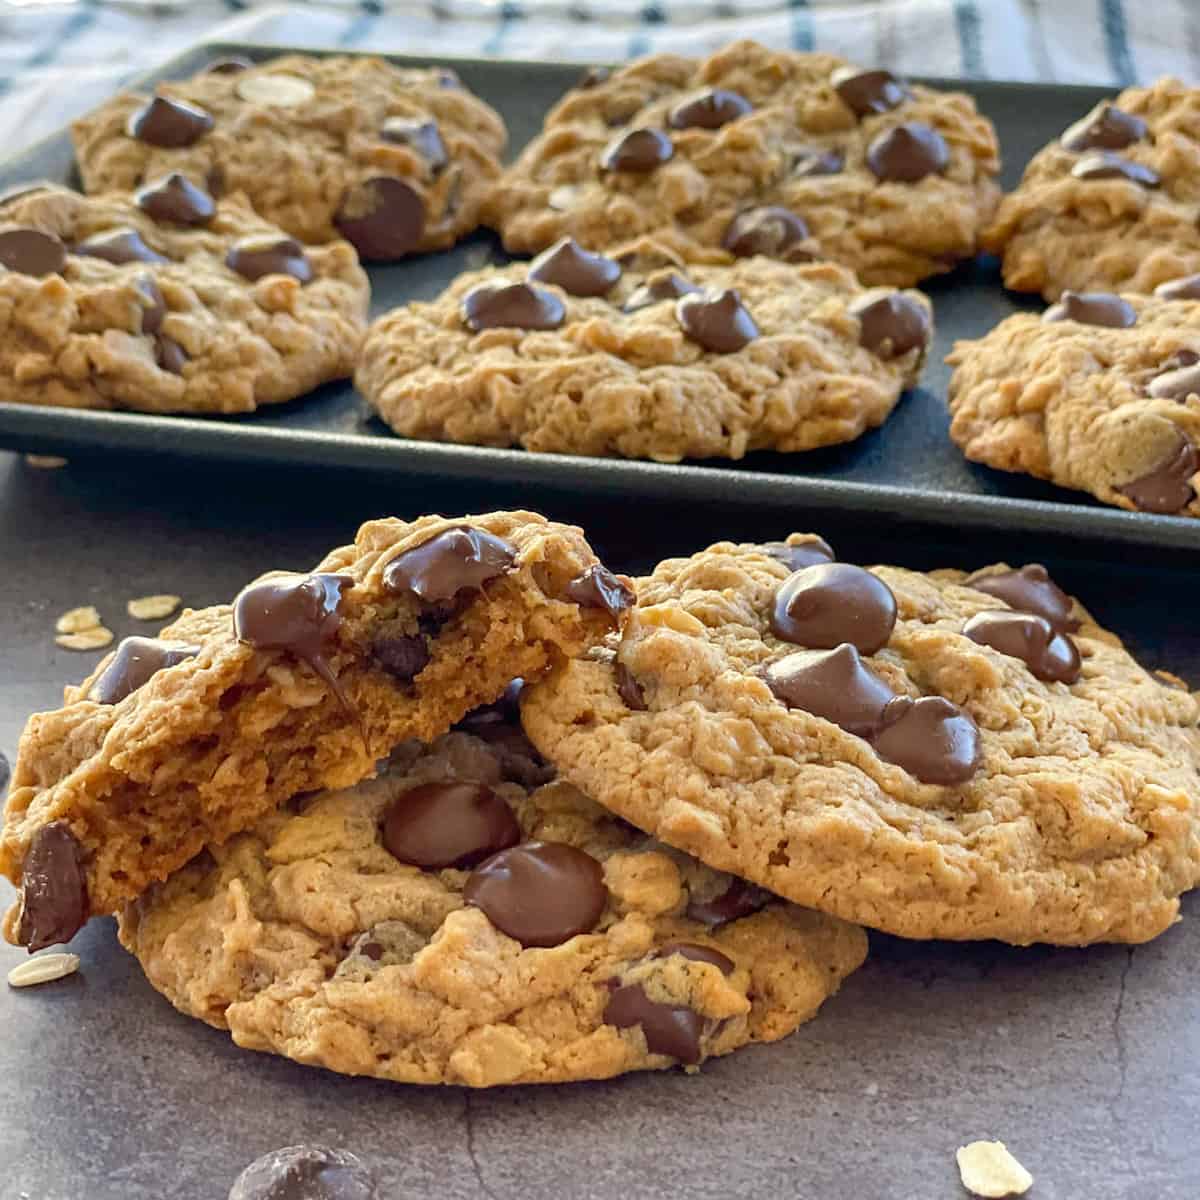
[0, 181, 367, 413]
[71, 54, 507, 261]
[522, 535, 1200, 946]
[482, 40, 1001, 287]
[982, 78, 1200, 300]
[355, 238, 932, 461]
[946, 287, 1200, 515]
[120, 724, 866, 1087]
[1, 512, 629, 950]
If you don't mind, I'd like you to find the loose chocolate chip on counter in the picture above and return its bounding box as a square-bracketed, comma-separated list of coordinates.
[565, 564, 635, 621]
[528, 238, 622, 297]
[155, 335, 188, 375]
[1118, 430, 1198, 514]
[1155, 276, 1200, 301]
[578, 65, 612, 89]
[380, 117, 448, 173]
[383, 781, 520, 870]
[15, 821, 88, 951]
[1148, 362, 1200, 401]
[866, 122, 949, 183]
[721, 206, 810, 260]
[462, 281, 566, 332]
[228, 1145, 378, 1200]
[763, 538, 835, 571]
[770, 563, 897, 654]
[1070, 151, 1160, 187]
[615, 661, 647, 710]
[764, 644, 896, 737]
[831, 66, 908, 116]
[334, 177, 424, 261]
[371, 633, 430, 682]
[667, 88, 752, 130]
[235, 73, 317, 107]
[847, 290, 931, 358]
[791, 146, 845, 177]
[73, 227, 168, 266]
[126, 95, 214, 148]
[0, 228, 65, 277]
[965, 565, 1079, 633]
[686, 878, 769, 929]
[600, 127, 674, 172]
[133, 275, 166, 334]
[383, 525, 517, 604]
[604, 982, 705, 1063]
[90, 636, 200, 704]
[623, 270, 700, 313]
[206, 56, 254, 74]
[225, 234, 313, 284]
[464, 841, 608, 947]
[871, 695, 981, 785]
[1042, 290, 1137, 328]
[1060, 102, 1148, 152]
[676, 287, 759, 353]
[964, 610, 1081, 684]
[656, 942, 736, 973]
[134, 174, 216, 226]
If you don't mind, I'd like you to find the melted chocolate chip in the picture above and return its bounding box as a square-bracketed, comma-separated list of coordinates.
[528, 238, 622, 297]
[871, 695, 981, 785]
[763, 538, 835, 571]
[600, 128, 674, 172]
[135, 174, 215, 226]
[1070, 151, 1160, 187]
[578, 65, 612, 89]
[156, 334, 188, 375]
[334, 177, 424, 260]
[371, 633, 429, 682]
[464, 841, 608, 947]
[227, 1145, 378, 1200]
[686, 878, 768, 929]
[383, 526, 516, 604]
[73, 227, 168, 266]
[0, 228, 65, 277]
[380, 117, 448, 173]
[1060, 102, 1147, 153]
[831, 66, 907, 116]
[462, 281, 566, 332]
[565, 564, 635, 621]
[133, 275, 166, 334]
[382, 781, 520, 870]
[722, 207, 810, 260]
[770, 563, 897, 654]
[127, 95, 213, 148]
[966, 565, 1079, 633]
[1042, 291, 1136, 328]
[764, 644, 895, 737]
[867, 122, 949, 183]
[604, 983, 705, 1063]
[1118, 430, 1198, 514]
[623, 270, 700, 313]
[667, 88, 752, 130]
[91, 636, 199, 704]
[615, 661, 646, 710]
[16, 822, 88, 951]
[207, 56, 254, 74]
[1154, 276, 1200, 301]
[657, 942, 735, 973]
[791, 146, 845, 177]
[225, 234, 313, 284]
[847, 291, 930, 358]
[1148, 363, 1200, 401]
[676, 287, 758, 353]
[964, 610, 1081, 684]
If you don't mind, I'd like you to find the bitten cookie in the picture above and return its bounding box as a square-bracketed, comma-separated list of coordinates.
[982, 78, 1200, 300]
[946, 287, 1200, 515]
[1, 512, 629, 950]
[522, 535, 1200, 945]
[71, 54, 507, 261]
[483, 40, 1000, 287]
[0, 182, 367, 413]
[356, 238, 931, 461]
[120, 726, 866, 1086]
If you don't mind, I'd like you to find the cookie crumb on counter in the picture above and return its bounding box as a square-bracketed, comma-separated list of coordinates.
[7, 952, 80, 989]
[127, 594, 182, 621]
[956, 1140, 1034, 1197]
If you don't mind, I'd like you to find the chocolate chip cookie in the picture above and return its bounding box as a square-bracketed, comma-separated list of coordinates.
[1, 512, 628, 951]
[71, 54, 506, 261]
[120, 726, 866, 1086]
[982, 78, 1200, 300]
[482, 40, 1001, 287]
[356, 238, 932, 461]
[522, 536, 1200, 945]
[947, 288, 1200, 514]
[0, 182, 367, 413]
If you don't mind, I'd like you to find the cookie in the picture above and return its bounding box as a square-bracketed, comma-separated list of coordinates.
[1, 512, 627, 951]
[982, 78, 1200, 300]
[71, 54, 506, 261]
[120, 725, 866, 1086]
[521, 536, 1200, 945]
[946, 289, 1200, 515]
[482, 40, 1001, 287]
[0, 182, 367, 413]
[356, 238, 932, 461]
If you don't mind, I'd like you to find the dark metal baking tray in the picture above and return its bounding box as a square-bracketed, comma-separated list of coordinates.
[1, 44, 1190, 548]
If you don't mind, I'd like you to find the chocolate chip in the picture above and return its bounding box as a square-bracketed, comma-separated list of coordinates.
[657, 942, 735, 973]
[722, 207, 810, 260]
[667, 88, 752, 130]
[528, 238, 622, 297]
[964, 610, 1081, 684]
[763, 538, 835, 571]
[1156, 277, 1200, 301]
[623, 270, 700, 313]
[578, 65, 611, 89]
[866, 122, 949, 183]
[135, 174, 216, 226]
[831, 66, 908, 117]
[1118, 429, 1198, 514]
[462, 281, 566, 332]
[371, 633, 429, 682]
[791, 146, 844, 177]
[382, 781, 520, 870]
[380, 117, 448, 173]
[770, 563, 897, 654]
[1060, 102, 1147, 152]
[1042, 291, 1136, 328]
[1070, 151, 1160, 187]
[73, 227, 168, 266]
[965, 565, 1079, 633]
[227, 1145, 378, 1200]
[206, 56, 254, 75]
[225, 234, 313, 284]
[871, 695, 981, 785]
[90, 636, 200, 704]
[603, 984, 706, 1063]
[676, 287, 758, 353]
[15, 822, 88, 951]
[464, 841, 608, 947]
[600, 128, 674, 172]
[383, 525, 516, 604]
[155, 335, 188, 375]
[565, 564, 634, 621]
[334, 177, 424, 260]
[847, 290, 930, 358]
[127, 95, 213, 148]
[764, 644, 895, 737]
[133, 275, 166, 334]
[0, 228, 65, 277]
[686, 878, 768, 929]
[615, 661, 646, 710]
[361, 941, 384, 962]
[1148, 362, 1200, 401]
